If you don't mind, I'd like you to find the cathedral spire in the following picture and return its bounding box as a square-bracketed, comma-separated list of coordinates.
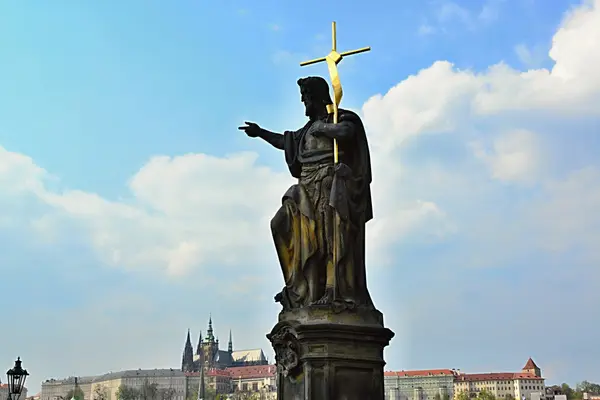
[196, 330, 203, 355]
[181, 329, 194, 372]
[207, 314, 214, 341]
[197, 361, 206, 400]
[228, 330, 233, 353]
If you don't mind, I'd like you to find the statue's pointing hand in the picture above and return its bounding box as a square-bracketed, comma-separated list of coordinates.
[238, 121, 262, 138]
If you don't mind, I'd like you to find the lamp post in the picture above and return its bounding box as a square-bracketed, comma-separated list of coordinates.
[6, 358, 29, 400]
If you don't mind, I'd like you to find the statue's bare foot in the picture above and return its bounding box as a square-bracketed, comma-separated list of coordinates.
[312, 288, 334, 305]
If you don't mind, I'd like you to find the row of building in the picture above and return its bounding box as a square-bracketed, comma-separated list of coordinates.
[40, 358, 549, 400]
[385, 358, 545, 400]
[37, 317, 560, 400]
[41, 365, 276, 400]
[41, 317, 274, 400]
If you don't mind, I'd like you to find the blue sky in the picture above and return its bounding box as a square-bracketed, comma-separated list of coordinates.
[1, 0, 600, 394]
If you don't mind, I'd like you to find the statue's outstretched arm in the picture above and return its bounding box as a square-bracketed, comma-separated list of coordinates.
[258, 129, 285, 150]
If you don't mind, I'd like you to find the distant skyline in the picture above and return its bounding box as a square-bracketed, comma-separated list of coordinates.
[1, 0, 600, 394]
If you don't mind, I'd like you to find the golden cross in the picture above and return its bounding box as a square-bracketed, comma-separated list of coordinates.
[300, 21, 371, 164]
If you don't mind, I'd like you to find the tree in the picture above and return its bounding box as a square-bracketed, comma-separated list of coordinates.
[116, 385, 139, 400]
[139, 381, 159, 400]
[562, 383, 575, 400]
[561, 383, 585, 400]
[457, 392, 471, 400]
[478, 390, 496, 400]
[443, 394, 451, 400]
[93, 385, 109, 400]
[65, 387, 85, 400]
[435, 394, 442, 400]
[158, 388, 176, 400]
[185, 388, 197, 400]
[231, 392, 258, 400]
[577, 382, 600, 395]
[186, 386, 220, 400]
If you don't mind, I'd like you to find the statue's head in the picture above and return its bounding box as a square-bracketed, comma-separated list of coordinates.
[297, 76, 332, 119]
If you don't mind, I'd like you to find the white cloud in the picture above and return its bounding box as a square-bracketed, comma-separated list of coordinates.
[477, 0, 505, 24]
[525, 166, 600, 258]
[0, 146, 47, 194]
[435, 2, 473, 26]
[418, 23, 436, 36]
[3, 0, 600, 391]
[361, 0, 600, 266]
[428, 0, 504, 31]
[470, 129, 542, 183]
[514, 43, 548, 69]
[0, 143, 443, 275]
[2, 0, 600, 279]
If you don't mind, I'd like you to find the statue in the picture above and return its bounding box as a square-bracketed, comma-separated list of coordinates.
[249, 23, 393, 400]
[239, 76, 374, 310]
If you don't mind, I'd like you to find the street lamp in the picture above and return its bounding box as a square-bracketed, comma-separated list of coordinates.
[6, 358, 29, 400]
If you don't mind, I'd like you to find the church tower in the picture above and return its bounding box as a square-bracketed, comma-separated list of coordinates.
[228, 330, 233, 354]
[522, 357, 542, 377]
[195, 331, 203, 356]
[207, 315, 214, 341]
[181, 329, 194, 372]
[201, 315, 218, 370]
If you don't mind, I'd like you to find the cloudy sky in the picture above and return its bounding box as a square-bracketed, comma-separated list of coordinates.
[1, 0, 599, 393]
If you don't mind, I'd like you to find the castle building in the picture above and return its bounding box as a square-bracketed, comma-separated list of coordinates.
[384, 369, 456, 400]
[384, 359, 546, 400]
[453, 358, 545, 400]
[181, 316, 268, 373]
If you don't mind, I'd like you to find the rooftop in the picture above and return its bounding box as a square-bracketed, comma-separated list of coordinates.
[456, 372, 543, 381]
[523, 358, 539, 370]
[225, 365, 276, 379]
[185, 369, 231, 377]
[94, 369, 184, 381]
[43, 376, 96, 384]
[384, 369, 456, 377]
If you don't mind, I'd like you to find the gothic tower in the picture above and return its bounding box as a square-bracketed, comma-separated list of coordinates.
[181, 329, 194, 372]
[195, 331, 203, 356]
[201, 315, 218, 370]
[207, 315, 214, 341]
[228, 330, 233, 354]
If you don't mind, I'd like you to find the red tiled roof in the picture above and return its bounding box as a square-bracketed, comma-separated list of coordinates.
[456, 373, 543, 382]
[523, 358, 538, 370]
[207, 369, 231, 377]
[384, 369, 456, 377]
[184, 369, 231, 377]
[0, 384, 28, 390]
[225, 365, 276, 379]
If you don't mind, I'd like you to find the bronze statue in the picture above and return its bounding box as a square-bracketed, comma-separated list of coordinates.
[239, 76, 374, 310]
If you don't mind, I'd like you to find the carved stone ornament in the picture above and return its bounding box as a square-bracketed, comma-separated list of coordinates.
[270, 326, 301, 377]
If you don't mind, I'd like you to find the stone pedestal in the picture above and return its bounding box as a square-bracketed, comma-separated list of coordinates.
[267, 306, 394, 400]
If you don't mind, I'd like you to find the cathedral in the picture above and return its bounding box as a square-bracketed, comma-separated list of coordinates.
[181, 316, 269, 372]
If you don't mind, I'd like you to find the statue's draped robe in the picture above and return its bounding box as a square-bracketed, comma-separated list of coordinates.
[271, 109, 374, 309]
